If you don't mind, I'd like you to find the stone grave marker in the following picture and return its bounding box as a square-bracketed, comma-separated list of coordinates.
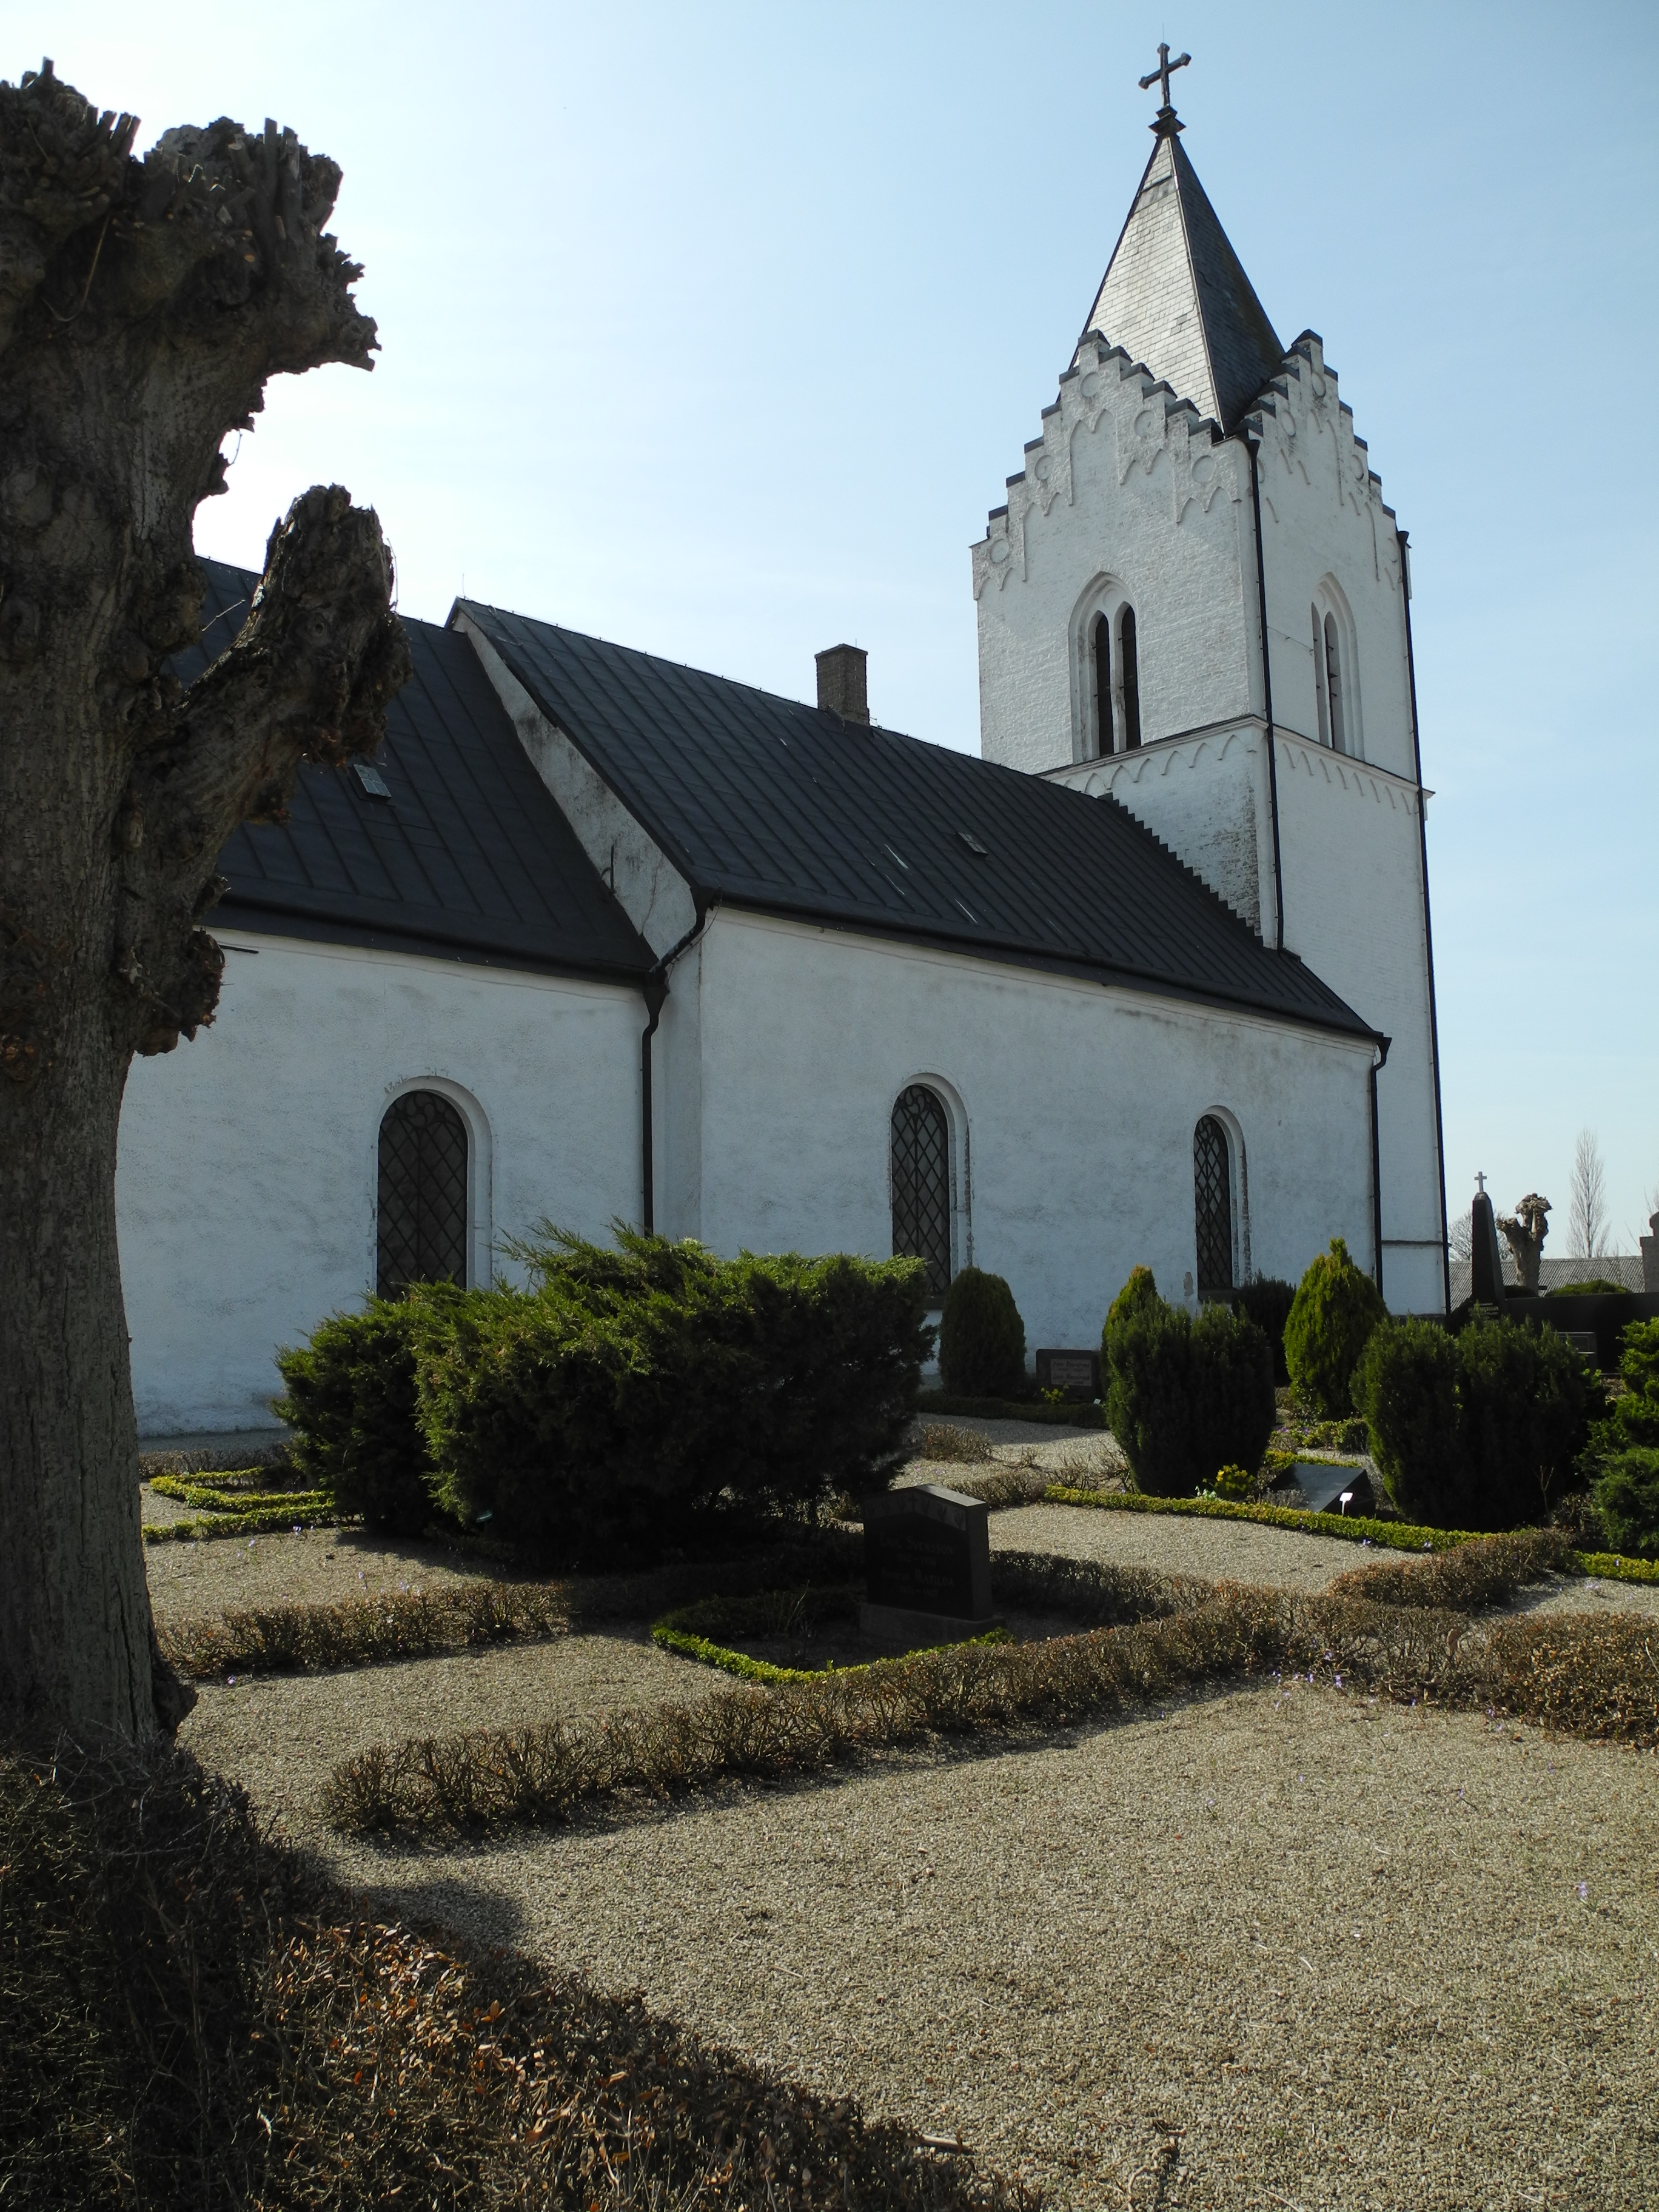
[861, 1483, 996, 1649]
[1034, 1347, 1101, 1399]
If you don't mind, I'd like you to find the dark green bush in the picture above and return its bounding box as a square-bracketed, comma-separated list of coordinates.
[1550, 1279, 1626, 1298]
[1456, 1315, 1600, 1526]
[1589, 1319, 1659, 1558]
[1284, 1238, 1386, 1416]
[274, 1289, 458, 1533]
[937, 1267, 1027, 1398]
[1102, 1270, 1274, 1496]
[418, 1232, 933, 1555]
[1230, 1275, 1296, 1386]
[1356, 1311, 1603, 1531]
[1353, 1317, 1461, 1523]
[1188, 1301, 1276, 1487]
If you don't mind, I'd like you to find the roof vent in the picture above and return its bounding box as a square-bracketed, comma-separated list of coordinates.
[816, 643, 868, 725]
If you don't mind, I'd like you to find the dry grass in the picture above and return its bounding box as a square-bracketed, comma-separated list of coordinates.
[0, 1737, 1032, 2212]
[911, 1423, 995, 1465]
[327, 1536, 1659, 1838]
[160, 1580, 571, 1680]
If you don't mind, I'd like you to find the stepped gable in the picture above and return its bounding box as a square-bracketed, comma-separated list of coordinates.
[1241, 332, 1404, 590]
[1079, 122, 1284, 434]
[972, 329, 1242, 600]
[171, 560, 651, 980]
[456, 598, 1376, 1043]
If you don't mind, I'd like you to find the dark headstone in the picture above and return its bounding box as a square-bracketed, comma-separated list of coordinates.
[1034, 1348, 1101, 1399]
[861, 1483, 993, 1646]
[1470, 1193, 1508, 1310]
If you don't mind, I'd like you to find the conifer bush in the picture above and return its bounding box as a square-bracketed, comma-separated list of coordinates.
[937, 1267, 1027, 1398]
[418, 1233, 933, 1555]
[1284, 1237, 1386, 1415]
[1589, 1319, 1659, 1558]
[1230, 1275, 1296, 1386]
[274, 1289, 459, 1533]
[1101, 1269, 1274, 1496]
[1355, 1310, 1603, 1531]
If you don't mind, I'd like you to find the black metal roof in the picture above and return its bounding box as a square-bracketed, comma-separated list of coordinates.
[457, 602, 1375, 1041]
[176, 561, 652, 982]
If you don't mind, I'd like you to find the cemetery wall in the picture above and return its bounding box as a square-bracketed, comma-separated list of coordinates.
[116, 932, 642, 1437]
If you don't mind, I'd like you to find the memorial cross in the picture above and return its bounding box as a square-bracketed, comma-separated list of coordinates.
[1139, 41, 1191, 109]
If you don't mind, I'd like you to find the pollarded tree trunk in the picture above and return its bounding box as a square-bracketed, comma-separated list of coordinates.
[0, 62, 411, 1740]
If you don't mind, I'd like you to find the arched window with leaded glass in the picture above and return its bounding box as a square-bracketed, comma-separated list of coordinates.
[891, 1085, 952, 1299]
[378, 1089, 469, 1296]
[1193, 1114, 1235, 1302]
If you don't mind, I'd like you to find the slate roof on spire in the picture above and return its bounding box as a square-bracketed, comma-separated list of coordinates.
[1079, 127, 1284, 432]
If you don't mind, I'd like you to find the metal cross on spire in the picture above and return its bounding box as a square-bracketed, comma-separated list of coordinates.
[1139, 41, 1191, 112]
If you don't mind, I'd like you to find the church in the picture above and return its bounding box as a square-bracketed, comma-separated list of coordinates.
[118, 66, 1450, 1439]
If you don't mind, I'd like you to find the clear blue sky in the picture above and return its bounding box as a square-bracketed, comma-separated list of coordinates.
[27, 2, 1659, 1260]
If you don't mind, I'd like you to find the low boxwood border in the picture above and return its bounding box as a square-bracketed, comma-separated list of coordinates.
[144, 1503, 349, 1544]
[1040, 1485, 1659, 1584]
[652, 1592, 1011, 1686]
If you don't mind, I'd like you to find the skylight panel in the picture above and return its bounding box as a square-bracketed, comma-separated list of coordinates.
[354, 760, 392, 801]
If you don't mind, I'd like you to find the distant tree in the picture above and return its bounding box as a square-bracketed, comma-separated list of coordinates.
[0, 62, 408, 1742]
[1447, 1210, 1473, 1265]
[1567, 1130, 1610, 1259]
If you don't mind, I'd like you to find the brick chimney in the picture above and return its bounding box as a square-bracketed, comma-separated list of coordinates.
[815, 643, 868, 723]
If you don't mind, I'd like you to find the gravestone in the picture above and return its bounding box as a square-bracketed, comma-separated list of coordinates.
[861, 1483, 996, 1649]
[1034, 1347, 1101, 1399]
[1469, 1190, 1508, 1309]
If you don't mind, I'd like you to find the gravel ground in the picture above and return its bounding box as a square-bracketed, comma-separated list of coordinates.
[324, 1678, 1658, 2211]
[146, 1520, 513, 1622]
[179, 1628, 719, 1835]
[156, 1503, 1659, 2206]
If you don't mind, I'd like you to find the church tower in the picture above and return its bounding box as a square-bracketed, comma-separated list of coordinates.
[972, 52, 1449, 1313]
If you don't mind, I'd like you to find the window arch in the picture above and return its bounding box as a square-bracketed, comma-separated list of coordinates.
[891, 1085, 952, 1298]
[378, 1089, 469, 1296]
[1118, 605, 1141, 750]
[1310, 579, 1361, 757]
[1091, 614, 1113, 757]
[1193, 1114, 1235, 1302]
[1322, 611, 1347, 754]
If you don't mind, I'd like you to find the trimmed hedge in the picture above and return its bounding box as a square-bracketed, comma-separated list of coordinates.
[651, 1590, 1010, 1686]
[937, 1268, 1027, 1398]
[1101, 1269, 1274, 1496]
[1038, 1483, 1659, 1585]
[916, 1391, 1104, 1427]
[1284, 1238, 1386, 1416]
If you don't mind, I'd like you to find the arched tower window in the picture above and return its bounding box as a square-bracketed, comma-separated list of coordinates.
[1118, 605, 1141, 750]
[891, 1085, 952, 1299]
[1312, 605, 1331, 746]
[1322, 611, 1347, 754]
[378, 1090, 469, 1296]
[1193, 1114, 1234, 1302]
[1091, 614, 1113, 757]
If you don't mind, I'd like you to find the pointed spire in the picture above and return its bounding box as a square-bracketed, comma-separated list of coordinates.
[1078, 93, 1284, 434]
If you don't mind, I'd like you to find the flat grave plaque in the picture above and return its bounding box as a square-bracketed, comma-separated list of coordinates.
[861, 1484, 993, 1645]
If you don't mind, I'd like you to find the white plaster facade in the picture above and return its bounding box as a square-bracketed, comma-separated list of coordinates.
[647, 908, 1378, 1349]
[117, 933, 643, 1435]
[973, 323, 1447, 1314]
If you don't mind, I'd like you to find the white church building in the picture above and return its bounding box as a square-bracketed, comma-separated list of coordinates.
[119, 81, 1449, 1438]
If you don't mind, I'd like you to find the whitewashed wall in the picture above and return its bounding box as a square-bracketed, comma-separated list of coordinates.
[971, 327, 1446, 1310]
[117, 931, 643, 1437]
[665, 909, 1377, 1352]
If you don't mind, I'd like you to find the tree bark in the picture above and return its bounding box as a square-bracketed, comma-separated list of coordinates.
[0, 62, 410, 1740]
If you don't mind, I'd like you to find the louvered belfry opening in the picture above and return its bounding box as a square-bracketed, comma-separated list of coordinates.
[891, 1085, 952, 1299]
[378, 1090, 469, 1297]
[1193, 1114, 1234, 1302]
